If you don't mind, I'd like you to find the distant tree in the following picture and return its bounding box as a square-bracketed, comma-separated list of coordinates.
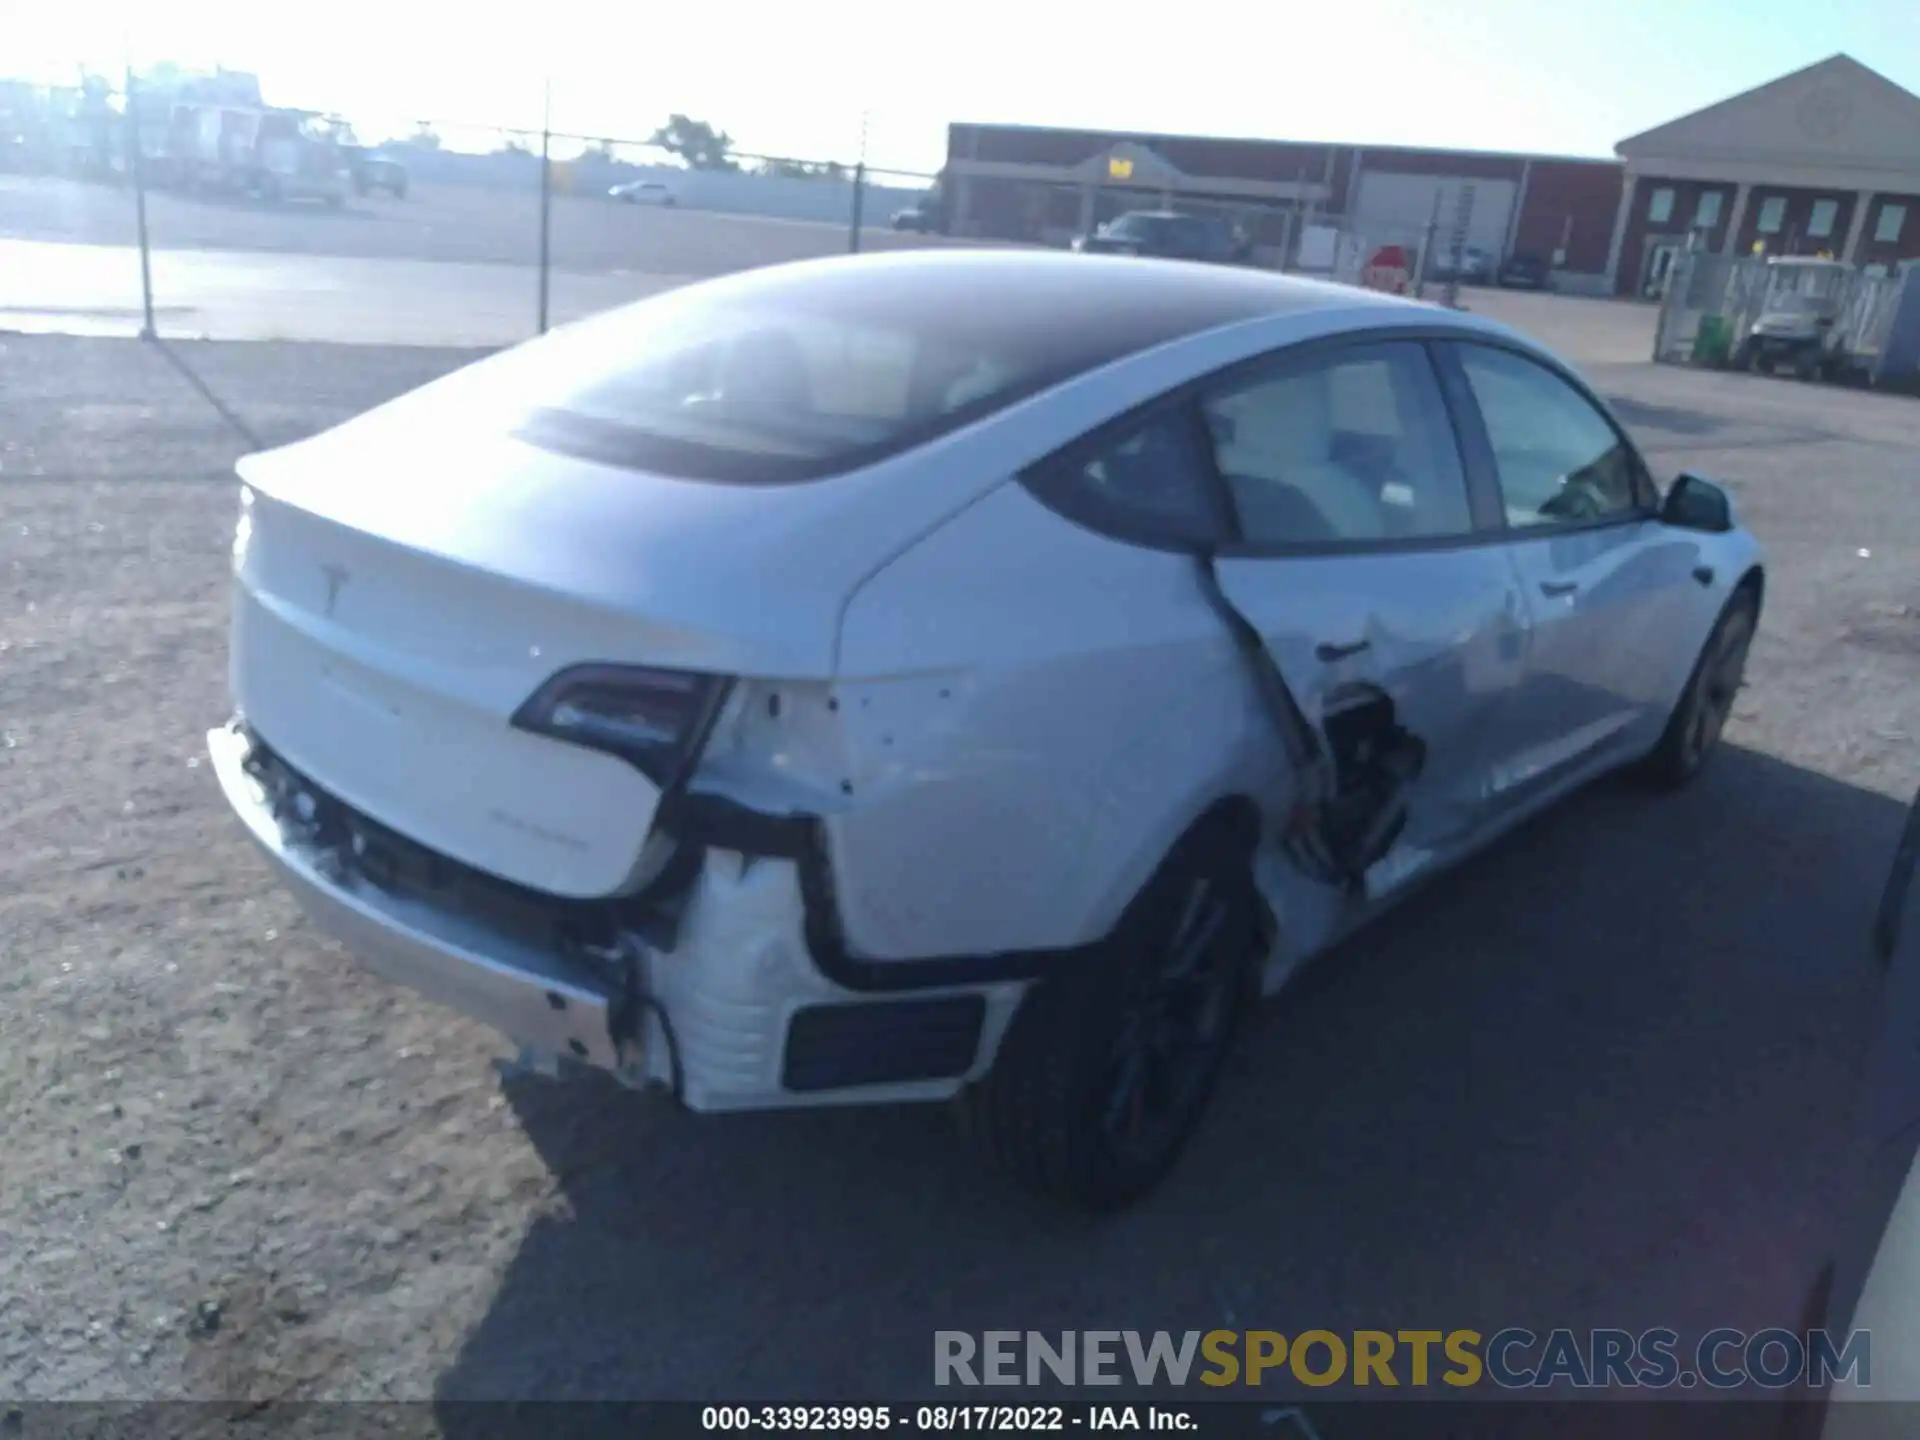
[496, 137, 531, 156]
[648, 113, 736, 171]
[408, 121, 442, 151]
[583, 138, 615, 161]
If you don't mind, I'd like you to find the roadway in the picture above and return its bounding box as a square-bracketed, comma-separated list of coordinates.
[0, 174, 1661, 359]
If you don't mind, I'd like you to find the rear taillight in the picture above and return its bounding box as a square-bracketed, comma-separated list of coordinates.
[511, 665, 732, 788]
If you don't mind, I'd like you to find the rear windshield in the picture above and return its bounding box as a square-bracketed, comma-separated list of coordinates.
[508, 306, 1040, 482]
[393, 257, 1296, 484]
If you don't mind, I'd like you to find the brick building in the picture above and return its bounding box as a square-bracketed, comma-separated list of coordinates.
[940, 52, 1920, 300]
[1609, 54, 1920, 298]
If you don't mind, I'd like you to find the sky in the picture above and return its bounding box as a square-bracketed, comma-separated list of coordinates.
[6, 0, 1918, 176]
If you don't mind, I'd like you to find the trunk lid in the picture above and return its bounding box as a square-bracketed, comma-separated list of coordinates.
[230, 408, 911, 899]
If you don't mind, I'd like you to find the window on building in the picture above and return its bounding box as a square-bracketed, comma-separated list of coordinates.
[1809, 199, 1839, 239]
[1694, 191, 1723, 229]
[1647, 187, 1676, 224]
[1757, 196, 1788, 235]
[1876, 204, 1908, 244]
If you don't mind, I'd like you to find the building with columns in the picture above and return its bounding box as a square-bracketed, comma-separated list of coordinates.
[1607, 54, 1920, 297]
[938, 53, 1920, 301]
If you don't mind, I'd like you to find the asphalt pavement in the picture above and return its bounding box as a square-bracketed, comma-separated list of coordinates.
[0, 173, 1660, 360]
[0, 175, 984, 346]
[0, 174, 964, 273]
[0, 236, 689, 345]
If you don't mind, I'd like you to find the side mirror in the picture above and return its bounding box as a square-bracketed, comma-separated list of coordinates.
[1660, 472, 1734, 533]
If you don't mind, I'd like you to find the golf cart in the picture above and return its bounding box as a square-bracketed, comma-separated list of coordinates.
[1733, 256, 1852, 381]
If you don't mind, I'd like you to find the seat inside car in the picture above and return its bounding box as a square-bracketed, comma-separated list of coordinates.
[1214, 367, 1386, 543]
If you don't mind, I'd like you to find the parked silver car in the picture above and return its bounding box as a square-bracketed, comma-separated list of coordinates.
[209, 251, 1764, 1211]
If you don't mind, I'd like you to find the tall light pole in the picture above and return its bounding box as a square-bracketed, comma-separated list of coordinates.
[848, 109, 870, 254]
[125, 62, 156, 339]
[536, 79, 553, 334]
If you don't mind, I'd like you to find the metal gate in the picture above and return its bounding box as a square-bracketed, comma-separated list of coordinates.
[1654, 255, 1907, 374]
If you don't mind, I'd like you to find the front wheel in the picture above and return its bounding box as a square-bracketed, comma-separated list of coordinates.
[954, 814, 1265, 1213]
[1640, 589, 1759, 789]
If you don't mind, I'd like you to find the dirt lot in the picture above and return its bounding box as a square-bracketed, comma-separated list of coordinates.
[3, 332, 1919, 1414]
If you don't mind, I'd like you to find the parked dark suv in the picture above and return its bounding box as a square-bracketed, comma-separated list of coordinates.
[1497, 253, 1550, 289]
[1073, 210, 1249, 263]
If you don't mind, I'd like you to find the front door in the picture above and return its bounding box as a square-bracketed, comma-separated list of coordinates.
[1201, 338, 1529, 905]
[1443, 340, 1698, 797]
[1642, 238, 1681, 299]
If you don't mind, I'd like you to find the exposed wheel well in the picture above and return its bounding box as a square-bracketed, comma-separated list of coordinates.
[1173, 794, 1270, 1005]
[1185, 794, 1263, 860]
[1735, 564, 1765, 614]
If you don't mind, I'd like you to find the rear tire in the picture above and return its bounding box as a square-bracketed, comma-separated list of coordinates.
[954, 813, 1264, 1214]
[1640, 588, 1759, 790]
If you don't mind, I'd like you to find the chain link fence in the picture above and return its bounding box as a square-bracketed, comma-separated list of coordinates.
[6, 70, 1543, 350]
[1653, 250, 1920, 385]
[1, 72, 951, 345]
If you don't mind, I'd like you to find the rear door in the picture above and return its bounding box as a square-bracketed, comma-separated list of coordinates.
[1201, 337, 1528, 885]
[1439, 339, 1708, 795]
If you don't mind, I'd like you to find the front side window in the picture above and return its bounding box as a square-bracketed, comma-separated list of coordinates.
[1454, 344, 1647, 529]
[1200, 342, 1475, 546]
[1757, 196, 1788, 235]
[1648, 188, 1676, 224]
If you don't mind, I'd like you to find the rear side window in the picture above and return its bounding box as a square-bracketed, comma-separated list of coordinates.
[1201, 342, 1475, 546]
[1025, 409, 1223, 548]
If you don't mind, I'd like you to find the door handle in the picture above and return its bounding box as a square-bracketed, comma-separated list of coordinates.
[1315, 638, 1371, 663]
[1539, 580, 1580, 598]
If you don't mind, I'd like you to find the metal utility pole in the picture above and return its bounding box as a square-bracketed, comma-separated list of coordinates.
[1416, 187, 1445, 299]
[536, 80, 553, 334]
[125, 64, 156, 338]
[1442, 182, 1476, 310]
[848, 109, 870, 254]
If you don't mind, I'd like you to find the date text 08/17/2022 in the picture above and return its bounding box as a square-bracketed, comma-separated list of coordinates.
[701, 1406, 1195, 1433]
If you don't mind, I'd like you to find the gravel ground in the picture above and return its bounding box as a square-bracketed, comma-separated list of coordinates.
[3, 333, 1919, 1416]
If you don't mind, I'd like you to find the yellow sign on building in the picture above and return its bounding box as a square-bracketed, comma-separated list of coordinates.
[1108, 156, 1134, 181]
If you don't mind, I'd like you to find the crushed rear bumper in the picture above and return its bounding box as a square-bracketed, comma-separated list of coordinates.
[206, 719, 1018, 1109]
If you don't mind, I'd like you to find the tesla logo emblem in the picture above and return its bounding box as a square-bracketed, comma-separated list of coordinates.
[320, 563, 349, 617]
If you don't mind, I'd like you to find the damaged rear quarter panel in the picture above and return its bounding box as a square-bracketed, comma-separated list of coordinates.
[827, 480, 1290, 961]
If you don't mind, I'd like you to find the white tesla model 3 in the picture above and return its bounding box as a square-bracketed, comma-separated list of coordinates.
[208, 248, 1763, 1211]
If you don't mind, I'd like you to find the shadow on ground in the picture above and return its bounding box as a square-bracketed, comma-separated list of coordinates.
[431, 745, 1899, 1412]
